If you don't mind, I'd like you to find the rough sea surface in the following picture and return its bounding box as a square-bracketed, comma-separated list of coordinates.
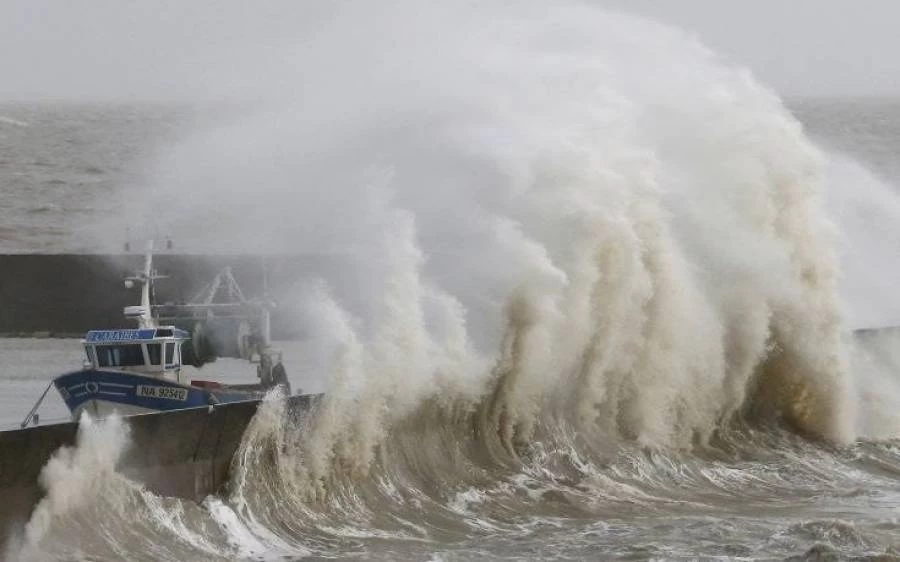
[3, 4, 900, 560]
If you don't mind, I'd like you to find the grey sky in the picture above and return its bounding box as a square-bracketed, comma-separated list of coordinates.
[1, 0, 897, 101]
[605, 0, 900, 98]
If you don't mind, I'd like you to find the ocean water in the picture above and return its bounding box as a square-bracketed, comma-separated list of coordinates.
[3, 3, 900, 560]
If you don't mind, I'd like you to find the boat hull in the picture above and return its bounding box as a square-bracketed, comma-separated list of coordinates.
[54, 369, 261, 419]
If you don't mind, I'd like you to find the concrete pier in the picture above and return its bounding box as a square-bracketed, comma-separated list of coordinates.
[0, 394, 320, 550]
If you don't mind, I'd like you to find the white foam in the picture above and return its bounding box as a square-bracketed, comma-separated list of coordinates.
[0, 115, 29, 127]
[11, 414, 130, 559]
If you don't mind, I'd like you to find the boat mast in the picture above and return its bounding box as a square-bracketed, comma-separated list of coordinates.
[139, 241, 153, 326]
[124, 240, 160, 329]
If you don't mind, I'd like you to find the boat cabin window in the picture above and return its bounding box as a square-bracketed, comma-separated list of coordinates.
[84, 346, 96, 366]
[96, 344, 146, 368]
[146, 343, 162, 365]
[165, 342, 175, 365]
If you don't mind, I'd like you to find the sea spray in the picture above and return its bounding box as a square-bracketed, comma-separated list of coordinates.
[10, 414, 242, 561]
[819, 153, 900, 439]
[9, 414, 130, 560]
[824, 155, 900, 329]
[25, 414, 129, 544]
[102, 1, 855, 483]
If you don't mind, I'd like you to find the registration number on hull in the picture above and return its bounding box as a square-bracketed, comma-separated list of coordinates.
[136, 385, 188, 401]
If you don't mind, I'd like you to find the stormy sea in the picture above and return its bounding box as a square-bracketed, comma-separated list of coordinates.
[3, 4, 900, 560]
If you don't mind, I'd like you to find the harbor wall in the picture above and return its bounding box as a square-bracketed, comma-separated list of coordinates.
[0, 254, 342, 339]
[0, 394, 320, 551]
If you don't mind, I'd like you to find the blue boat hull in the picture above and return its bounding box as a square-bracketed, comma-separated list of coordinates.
[54, 369, 261, 419]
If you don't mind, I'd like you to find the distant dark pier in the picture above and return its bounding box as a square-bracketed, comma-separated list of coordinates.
[0, 254, 338, 339]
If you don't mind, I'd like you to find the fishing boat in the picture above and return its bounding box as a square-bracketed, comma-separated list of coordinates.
[24, 242, 290, 422]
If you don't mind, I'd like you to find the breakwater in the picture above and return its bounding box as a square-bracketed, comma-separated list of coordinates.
[0, 394, 320, 551]
[0, 254, 337, 339]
